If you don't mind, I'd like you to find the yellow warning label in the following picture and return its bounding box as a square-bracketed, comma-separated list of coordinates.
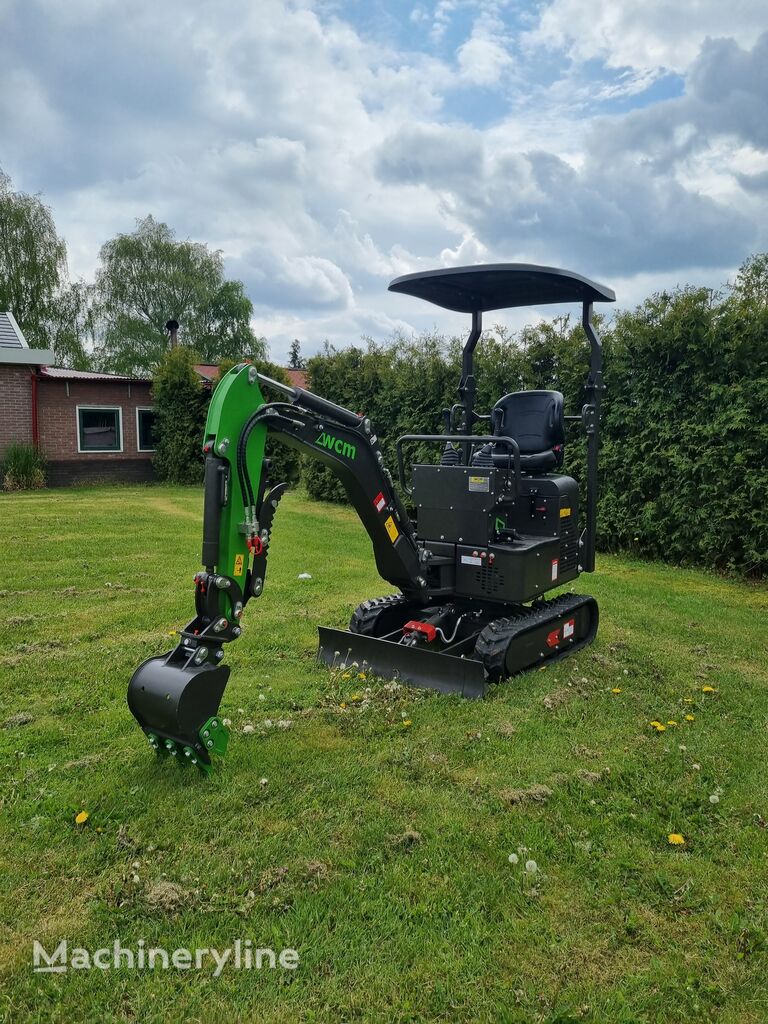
[233, 553, 245, 576]
[384, 515, 399, 543]
[560, 507, 571, 518]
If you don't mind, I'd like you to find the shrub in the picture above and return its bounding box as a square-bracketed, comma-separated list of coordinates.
[152, 347, 209, 484]
[2, 443, 46, 490]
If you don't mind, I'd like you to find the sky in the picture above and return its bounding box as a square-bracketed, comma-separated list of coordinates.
[1, 0, 767, 362]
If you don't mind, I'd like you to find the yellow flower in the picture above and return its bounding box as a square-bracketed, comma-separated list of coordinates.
[702, 685, 716, 693]
[358, 672, 367, 680]
[339, 702, 347, 709]
[167, 630, 177, 636]
[611, 687, 622, 694]
[341, 672, 351, 679]
[75, 811, 89, 826]
[685, 714, 695, 722]
[667, 720, 678, 727]
[649, 721, 666, 732]
[350, 693, 362, 703]
[683, 697, 694, 703]
[667, 833, 686, 846]
[402, 719, 412, 728]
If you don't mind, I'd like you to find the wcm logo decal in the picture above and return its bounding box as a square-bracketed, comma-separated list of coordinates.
[315, 432, 356, 460]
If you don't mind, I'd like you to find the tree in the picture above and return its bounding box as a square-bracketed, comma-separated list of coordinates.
[94, 216, 266, 375]
[45, 281, 95, 370]
[151, 346, 210, 483]
[288, 339, 305, 369]
[0, 168, 67, 348]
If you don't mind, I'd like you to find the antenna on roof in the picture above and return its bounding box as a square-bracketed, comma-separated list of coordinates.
[165, 319, 179, 348]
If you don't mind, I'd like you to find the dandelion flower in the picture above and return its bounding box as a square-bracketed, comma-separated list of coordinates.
[685, 714, 695, 722]
[709, 794, 720, 804]
[649, 721, 666, 732]
[508, 853, 519, 865]
[667, 720, 678, 727]
[350, 693, 362, 703]
[358, 673, 367, 680]
[683, 697, 694, 704]
[342, 672, 351, 680]
[402, 719, 412, 728]
[339, 702, 347, 709]
[611, 687, 622, 694]
[702, 685, 717, 693]
[524, 859, 538, 873]
[75, 811, 89, 826]
[667, 833, 685, 846]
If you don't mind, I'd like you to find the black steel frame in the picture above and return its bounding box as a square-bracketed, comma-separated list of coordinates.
[437, 298, 603, 574]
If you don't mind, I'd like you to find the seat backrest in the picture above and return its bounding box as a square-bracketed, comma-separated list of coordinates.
[491, 390, 564, 454]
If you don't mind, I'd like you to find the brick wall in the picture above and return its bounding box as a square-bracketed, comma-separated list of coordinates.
[0, 364, 34, 455]
[37, 378, 154, 461]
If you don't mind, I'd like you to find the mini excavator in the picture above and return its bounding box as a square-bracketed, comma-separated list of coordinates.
[128, 263, 614, 771]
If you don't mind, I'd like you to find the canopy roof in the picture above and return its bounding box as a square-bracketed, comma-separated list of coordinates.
[388, 263, 615, 313]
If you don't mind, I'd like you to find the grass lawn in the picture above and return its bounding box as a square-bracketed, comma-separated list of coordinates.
[1, 485, 767, 1023]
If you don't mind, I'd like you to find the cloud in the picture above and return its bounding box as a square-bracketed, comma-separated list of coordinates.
[524, 0, 766, 74]
[0, 0, 765, 361]
[375, 122, 482, 189]
[235, 253, 354, 312]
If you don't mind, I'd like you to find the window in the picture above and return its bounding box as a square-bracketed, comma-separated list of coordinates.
[77, 407, 122, 453]
[136, 408, 157, 452]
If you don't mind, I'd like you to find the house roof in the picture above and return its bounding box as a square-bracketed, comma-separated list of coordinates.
[40, 367, 151, 383]
[194, 365, 309, 390]
[0, 311, 24, 348]
[0, 311, 55, 365]
[284, 368, 308, 389]
[194, 363, 220, 383]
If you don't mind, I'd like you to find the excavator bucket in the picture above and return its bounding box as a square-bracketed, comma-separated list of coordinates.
[128, 647, 231, 773]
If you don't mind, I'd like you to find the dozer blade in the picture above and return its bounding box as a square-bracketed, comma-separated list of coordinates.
[127, 652, 231, 772]
[318, 626, 488, 698]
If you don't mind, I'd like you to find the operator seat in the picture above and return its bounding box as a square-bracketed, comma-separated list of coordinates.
[490, 389, 565, 472]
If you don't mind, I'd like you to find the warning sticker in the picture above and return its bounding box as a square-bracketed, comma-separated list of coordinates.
[461, 554, 482, 566]
[563, 618, 575, 639]
[560, 507, 571, 518]
[373, 491, 387, 513]
[468, 475, 490, 493]
[551, 558, 559, 581]
[384, 515, 399, 543]
[234, 553, 245, 576]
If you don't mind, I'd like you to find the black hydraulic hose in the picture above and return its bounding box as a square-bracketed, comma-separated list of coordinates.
[202, 456, 225, 569]
[236, 402, 304, 513]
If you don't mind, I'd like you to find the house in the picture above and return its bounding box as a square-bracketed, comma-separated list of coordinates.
[1, 312, 155, 485]
[1, 313, 309, 486]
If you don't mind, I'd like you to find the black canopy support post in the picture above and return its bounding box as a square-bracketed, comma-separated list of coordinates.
[581, 301, 603, 573]
[458, 309, 482, 462]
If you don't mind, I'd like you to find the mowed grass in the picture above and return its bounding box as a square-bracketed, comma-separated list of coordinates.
[1, 485, 767, 1023]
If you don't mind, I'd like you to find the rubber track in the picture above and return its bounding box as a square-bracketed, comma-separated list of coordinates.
[349, 594, 412, 636]
[474, 593, 597, 682]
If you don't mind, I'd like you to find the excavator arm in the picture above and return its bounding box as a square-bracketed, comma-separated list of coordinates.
[127, 363, 424, 771]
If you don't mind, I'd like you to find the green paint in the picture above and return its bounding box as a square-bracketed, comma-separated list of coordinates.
[495, 516, 506, 532]
[202, 364, 267, 613]
[315, 431, 356, 460]
[199, 716, 230, 757]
